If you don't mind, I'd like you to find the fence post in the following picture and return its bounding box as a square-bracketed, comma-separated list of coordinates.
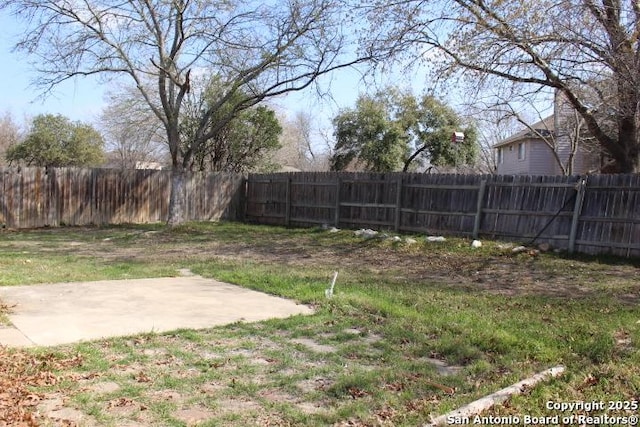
[334, 176, 341, 227]
[240, 175, 249, 222]
[284, 176, 291, 227]
[472, 179, 487, 239]
[394, 176, 403, 232]
[568, 177, 587, 254]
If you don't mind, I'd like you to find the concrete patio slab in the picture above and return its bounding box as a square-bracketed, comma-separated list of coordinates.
[0, 276, 314, 347]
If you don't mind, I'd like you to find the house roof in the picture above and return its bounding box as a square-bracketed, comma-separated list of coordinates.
[493, 115, 555, 148]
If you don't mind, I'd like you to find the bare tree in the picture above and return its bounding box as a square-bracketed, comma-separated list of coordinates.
[100, 88, 167, 170]
[0, 112, 22, 166]
[272, 110, 327, 171]
[293, 111, 317, 165]
[363, 0, 640, 173]
[469, 109, 519, 174]
[3, 0, 369, 224]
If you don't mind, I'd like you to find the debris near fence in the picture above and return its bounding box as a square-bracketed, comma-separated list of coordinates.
[354, 229, 379, 239]
[352, 228, 423, 245]
[511, 246, 540, 257]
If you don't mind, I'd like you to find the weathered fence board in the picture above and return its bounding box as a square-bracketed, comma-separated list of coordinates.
[246, 172, 640, 258]
[0, 167, 245, 228]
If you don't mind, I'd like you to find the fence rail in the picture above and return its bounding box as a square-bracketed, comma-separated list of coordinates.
[246, 172, 640, 258]
[0, 167, 245, 228]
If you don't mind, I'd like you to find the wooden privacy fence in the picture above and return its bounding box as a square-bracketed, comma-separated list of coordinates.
[3, 168, 639, 258]
[245, 172, 640, 258]
[0, 167, 245, 228]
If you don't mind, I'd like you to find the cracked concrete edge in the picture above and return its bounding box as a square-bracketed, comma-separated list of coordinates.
[0, 326, 35, 347]
[425, 365, 566, 426]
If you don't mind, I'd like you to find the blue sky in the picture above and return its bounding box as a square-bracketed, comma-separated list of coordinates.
[0, 13, 110, 125]
[0, 9, 375, 134]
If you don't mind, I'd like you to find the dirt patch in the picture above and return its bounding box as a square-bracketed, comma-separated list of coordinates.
[251, 356, 278, 365]
[86, 381, 121, 394]
[200, 382, 226, 394]
[291, 338, 337, 353]
[260, 388, 327, 415]
[173, 407, 216, 425]
[105, 397, 147, 417]
[150, 389, 182, 402]
[295, 401, 326, 415]
[114, 421, 150, 427]
[33, 393, 100, 426]
[214, 398, 262, 414]
[421, 357, 463, 377]
[343, 329, 384, 345]
[297, 377, 334, 394]
[44, 407, 94, 426]
[260, 388, 297, 403]
[35, 394, 65, 414]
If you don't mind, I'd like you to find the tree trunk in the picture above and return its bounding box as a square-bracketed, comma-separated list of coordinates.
[167, 167, 187, 226]
[618, 144, 640, 173]
[630, 147, 640, 173]
[613, 113, 640, 173]
[610, 77, 640, 173]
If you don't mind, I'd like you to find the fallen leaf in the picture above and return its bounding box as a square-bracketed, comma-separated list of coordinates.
[577, 374, 598, 390]
[347, 387, 369, 399]
[0, 346, 82, 425]
[108, 397, 135, 408]
[134, 371, 152, 383]
[425, 380, 455, 395]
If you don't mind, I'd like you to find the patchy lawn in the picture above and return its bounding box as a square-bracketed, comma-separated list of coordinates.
[0, 222, 639, 426]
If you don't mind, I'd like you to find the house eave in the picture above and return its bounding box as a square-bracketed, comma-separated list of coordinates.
[493, 115, 555, 149]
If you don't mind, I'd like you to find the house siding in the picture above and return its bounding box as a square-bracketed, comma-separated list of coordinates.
[494, 91, 605, 175]
[497, 139, 599, 175]
[496, 138, 552, 175]
[496, 143, 523, 174]
[573, 147, 601, 174]
[528, 141, 561, 175]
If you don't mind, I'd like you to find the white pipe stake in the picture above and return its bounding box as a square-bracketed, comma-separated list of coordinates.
[325, 271, 338, 298]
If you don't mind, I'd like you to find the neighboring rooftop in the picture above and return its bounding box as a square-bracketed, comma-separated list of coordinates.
[493, 115, 555, 148]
